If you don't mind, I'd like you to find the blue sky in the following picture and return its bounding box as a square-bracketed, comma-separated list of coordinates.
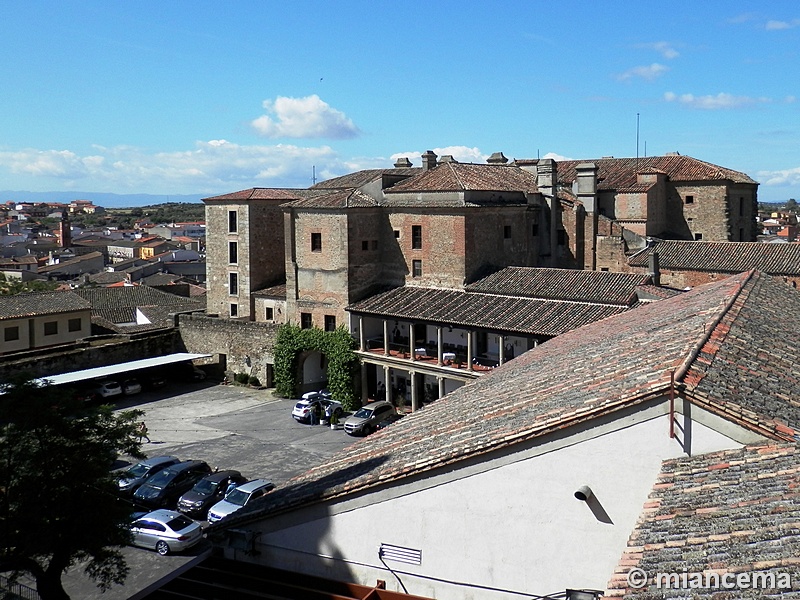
[1, 1, 798, 202]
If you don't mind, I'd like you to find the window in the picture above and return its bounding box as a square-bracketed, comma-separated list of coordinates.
[739, 197, 745, 216]
[311, 232, 322, 252]
[504, 225, 512, 239]
[300, 313, 313, 329]
[532, 223, 538, 236]
[412, 225, 422, 249]
[412, 259, 422, 277]
[694, 232, 703, 240]
[394, 230, 400, 239]
[685, 195, 694, 204]
[362, 240, 369, 251]
[68, 318, 82, 332]
[557, 230, 566, 246]
[228, 241, 238, 264]
[4, 326, 19, 342]
[265, 307, 274, 321]
[324, 315, 336, 332]
[230, 303, 238, 317]
[44, 321, 58, 336]
[228, 210, 237, 233]
[229, 272, 238, 295]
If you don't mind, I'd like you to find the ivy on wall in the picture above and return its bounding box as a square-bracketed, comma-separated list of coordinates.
[273, 324, 359, 410]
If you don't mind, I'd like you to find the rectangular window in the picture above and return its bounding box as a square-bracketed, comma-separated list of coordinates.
[694, 232, 703, 240]
[532, 223, 538, 236]
[229, 272, 238, 295]
[324, 315, 336, 332]
[228, 210, 238, 233]
[685, 195, 694, 204]
[230, 303, 238, 317]
[4, 326, 19, 342]
[228, 241, 238, 264]
[265, 307, 274, 321]
[362, 240, 369, 251]
[44, 321, 58, 336]
[311, 232, 322, 252]
[68, 318, 82, 332]
[557, 230, 566, 246]
[300, 313, 313, 329]
[394, 229, 400, 239]
[739, 197, 745, 216]
[412, 225, 422, 249]
[504, 225, 512, 239]
[412, 259, 422, 277]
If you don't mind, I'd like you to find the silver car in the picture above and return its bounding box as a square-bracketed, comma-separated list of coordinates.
[343, 401, 396, 436]
[207, 478, 274, 523]
[129, 509, 203, 555]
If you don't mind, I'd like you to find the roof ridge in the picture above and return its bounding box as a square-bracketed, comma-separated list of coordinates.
[674, 269, 756, 382]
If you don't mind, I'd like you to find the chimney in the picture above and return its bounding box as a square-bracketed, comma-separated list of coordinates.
[487, 152, 508, 165]
[59, 211, 72, 249]
[394, 157, 413, 168]
[648, 251, 661, 286]
[575, 163, 598, 214]
[439, 155, 457, 163]
[421, 150, 438, 171]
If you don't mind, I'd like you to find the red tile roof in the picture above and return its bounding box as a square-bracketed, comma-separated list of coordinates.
[386, 162, 539, 195]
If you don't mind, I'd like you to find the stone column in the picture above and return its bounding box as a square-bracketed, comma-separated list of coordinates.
[437, 326, 443, 366]
[467, 330, 474, 371]
[438, 376, 445, 399]
[383, 320, 389, 356]
[499, 334, 505, 365]
[410, 371, 418, 412]
[409, 323, 415, 361]
[358, 315, 365, 351]
[360, 362, 368, 404]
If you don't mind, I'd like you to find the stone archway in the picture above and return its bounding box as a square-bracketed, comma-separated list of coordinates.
[297, 349, 329, 394]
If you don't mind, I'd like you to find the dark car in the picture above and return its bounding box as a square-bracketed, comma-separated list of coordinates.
[117, 455, 181, 496]
[133, 460, 212, 509]
[176, 470, 247, 519]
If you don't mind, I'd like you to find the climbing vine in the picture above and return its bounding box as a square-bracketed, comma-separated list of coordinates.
[273, 323, 360, 410]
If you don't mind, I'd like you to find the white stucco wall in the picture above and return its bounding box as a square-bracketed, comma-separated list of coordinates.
[235, 407, 757, 599]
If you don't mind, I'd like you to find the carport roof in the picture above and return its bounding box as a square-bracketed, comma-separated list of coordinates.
[35, 352, 211, 386]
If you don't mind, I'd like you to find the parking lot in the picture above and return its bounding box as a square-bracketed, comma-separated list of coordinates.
[62, 380, 359, 600]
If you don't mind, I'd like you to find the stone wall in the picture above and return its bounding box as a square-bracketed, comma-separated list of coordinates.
[178, 313, 279, 385]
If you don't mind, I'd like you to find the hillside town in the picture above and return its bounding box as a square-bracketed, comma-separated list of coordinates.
[3, 151, 800, 599]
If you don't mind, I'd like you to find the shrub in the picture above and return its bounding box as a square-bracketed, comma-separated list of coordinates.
[234, 372, 249, 385]
[248, 376, 260, 387]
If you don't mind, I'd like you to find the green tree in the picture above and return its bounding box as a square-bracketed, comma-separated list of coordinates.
[0, 274, 59, 295]
[0, 376, 145, 600]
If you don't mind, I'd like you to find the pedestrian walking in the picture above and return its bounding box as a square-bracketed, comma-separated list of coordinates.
[137, 421, 150, 443]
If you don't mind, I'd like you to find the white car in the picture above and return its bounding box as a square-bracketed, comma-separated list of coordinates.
[122, 378, 142, 395]
[129, 509, 203, 555]
[207, 479, 274, 523]
[95, 380, 122, 398]
[291, 393, 343, 423]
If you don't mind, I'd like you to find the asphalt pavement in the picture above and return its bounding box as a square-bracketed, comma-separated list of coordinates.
[62, 380, 359, 600]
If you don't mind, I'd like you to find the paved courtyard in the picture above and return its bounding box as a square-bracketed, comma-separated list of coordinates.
[62, 381, 359, 600]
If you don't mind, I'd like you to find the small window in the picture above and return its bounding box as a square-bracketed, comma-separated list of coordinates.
[265, 307, 274, 320]
[230, 303, 238, 317]
[685, 195, 694, 204]
[4, 326, 19, 342]
[739, 197, 745, 217]
[412, 225, 422, 250]
[412, 259, 422, 277]
[324, 315, 336, 332]
[228, 210, 238, 233]
[532, 223, 538, 236]
[44, 321, 58, 336]
[557, 230, 566, 246]
[694, 232, 703, 241]
[362, 240, 369, 251]
[503, 225, 512, 239]
[371, 240, 378, 251]
[394, 230, 400, 239]
[68, 318, 82, 332]
[300, 313, 313, 329]
[229, 272, 238, 295]
[228, 241, 238, 264]
[311, 232, 322, 252]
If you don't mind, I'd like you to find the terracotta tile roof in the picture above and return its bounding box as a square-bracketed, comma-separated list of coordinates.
[553, 155, 757, 189]
[283, 188, 378, 209]
[466, 267, 652, 306]
[213, 271, 797, 529]
[311, 168, 420, 190]
[629, 240, 800, 275]
[386, 162, 539, 195]
[0, 290, 90, 320]
[37, 251, 104, 273]
[347, 285, 630, 336]
[611, 443, 800, 598]
[252, 281, 287, 298]
[203, 188, 311, 202]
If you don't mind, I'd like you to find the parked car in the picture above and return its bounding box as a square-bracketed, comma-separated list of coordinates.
[177, 470, 247, 519]
[207, 478, 274, 524]
[117, 455, 181, 496]
[133, 460, 212, 509]
[95, 380, 122, 398]
[141, 371, 167, 390]
[122, 378, 142, 395]
[376, 412, 405, 430]
[292, 394, 343, 423]
[343, 401, 396, 436]
[129, 509, 203, 556]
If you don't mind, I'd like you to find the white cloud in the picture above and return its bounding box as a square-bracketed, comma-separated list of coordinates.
[765, 19, 800, 30]
[391, 146, 487, 165]
[250, 95, 360, 139]
[0, 141, 351, 194]
[758, 166, 800, 187]
[663, 91, 770, 109]
[617, 63, 669, 81]
[636, 42, 679, 59]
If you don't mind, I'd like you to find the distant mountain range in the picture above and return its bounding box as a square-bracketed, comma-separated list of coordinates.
[0, 190, 213, 208]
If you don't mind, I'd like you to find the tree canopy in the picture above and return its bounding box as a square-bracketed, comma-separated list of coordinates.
[0, 376, 145, 599]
